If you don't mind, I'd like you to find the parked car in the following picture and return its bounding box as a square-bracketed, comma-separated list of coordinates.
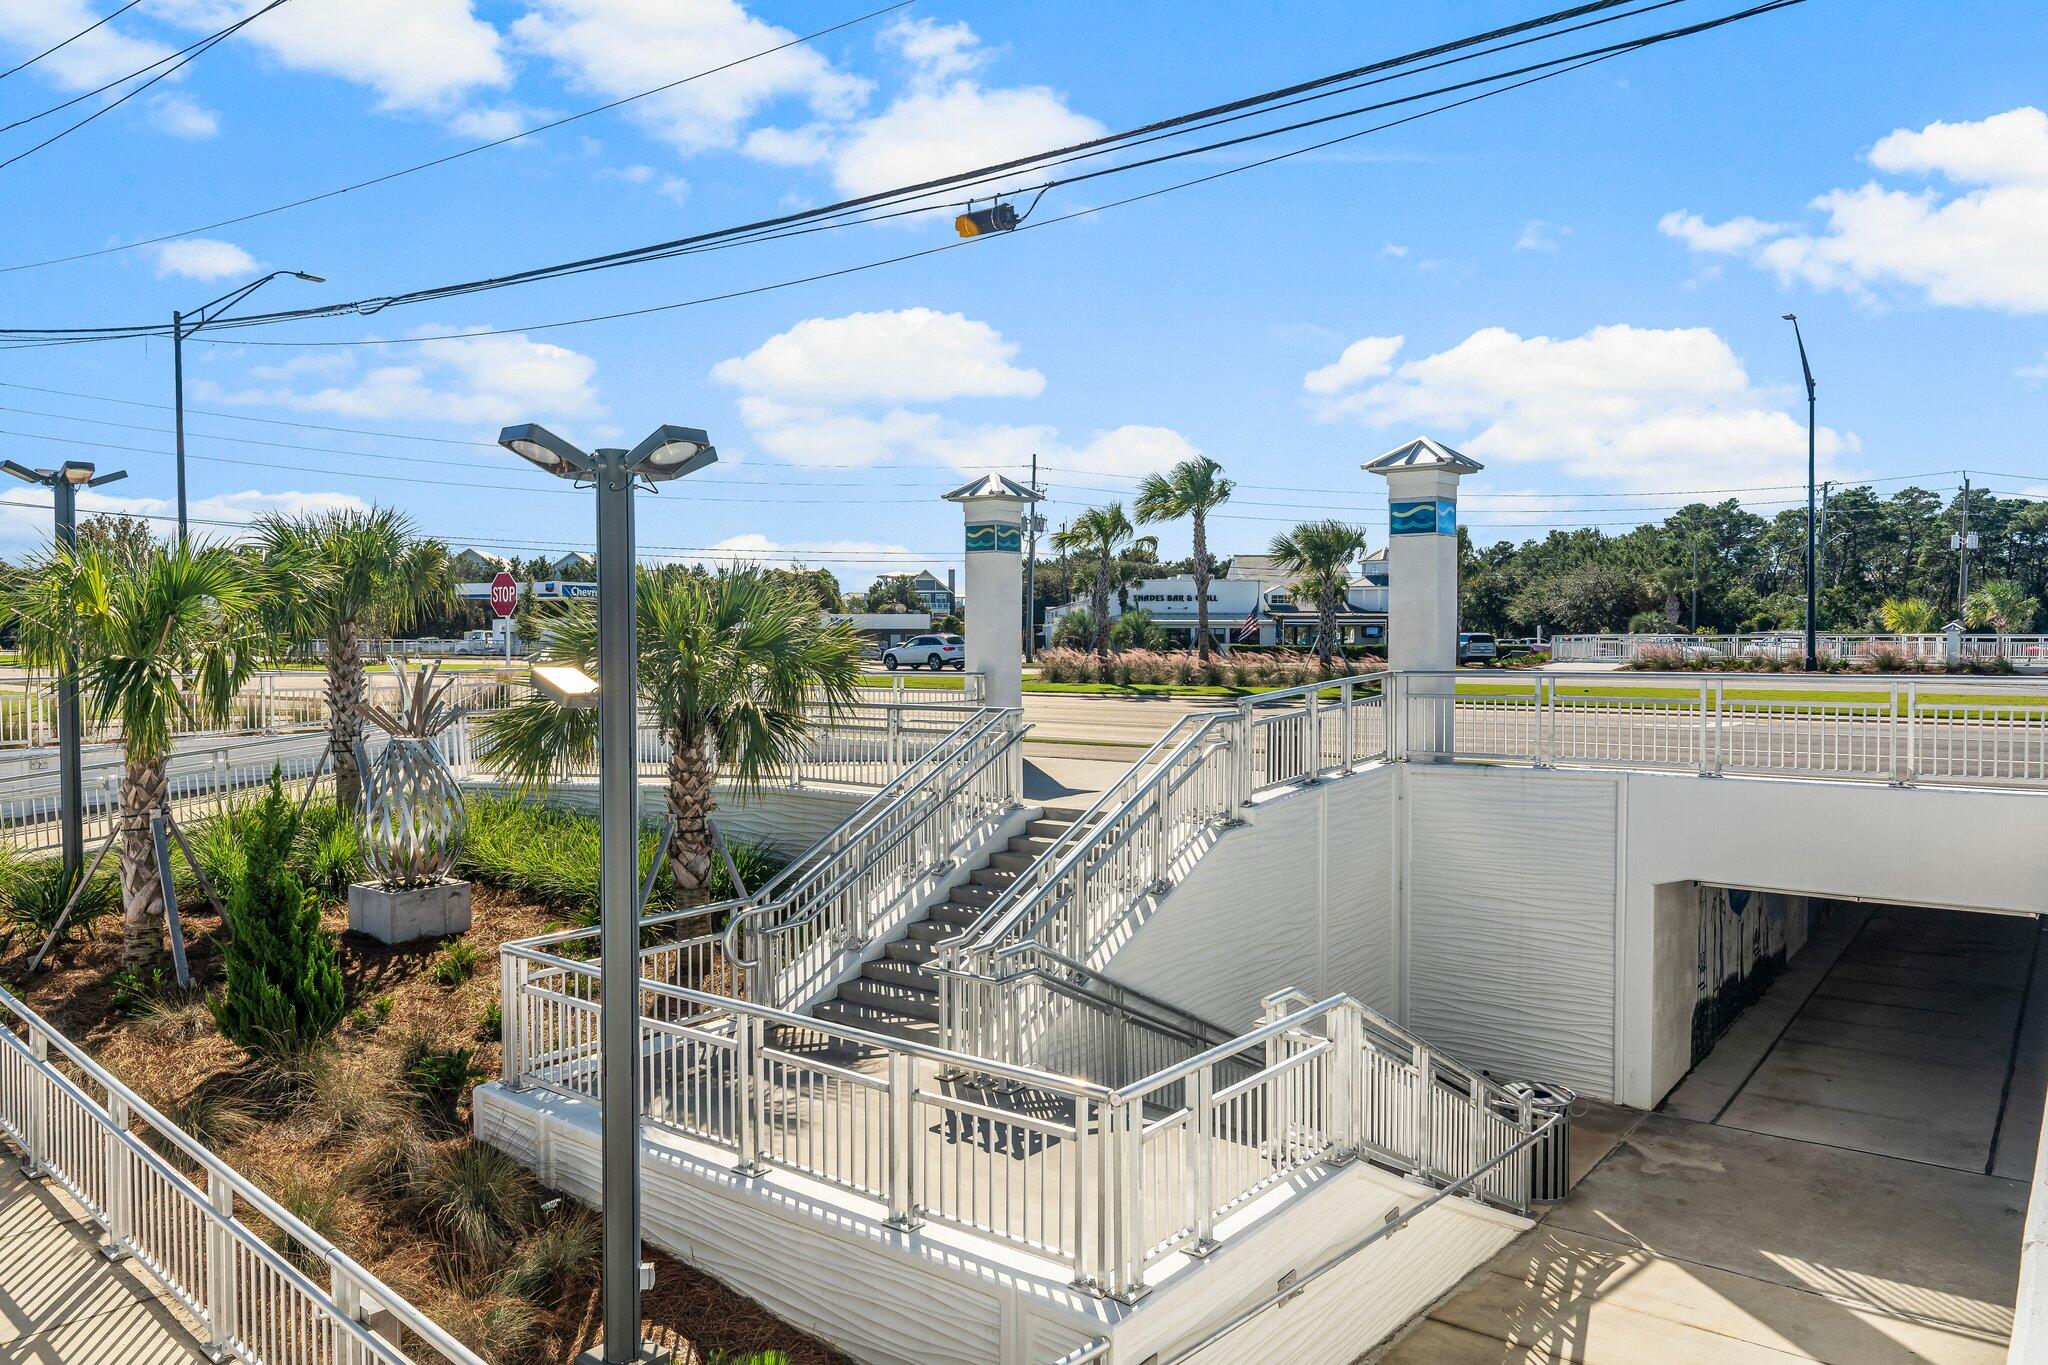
[1458, 631, 1500, 665]
[1641, 633, 1723, 662]
[883, 634, 966, 670]
[1739, 634, 1802, 661]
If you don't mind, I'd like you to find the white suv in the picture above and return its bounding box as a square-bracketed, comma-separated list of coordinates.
[883, 634, 965, 670]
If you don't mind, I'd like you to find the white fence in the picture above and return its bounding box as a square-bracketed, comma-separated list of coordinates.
[0, 986, 486, 1365]
[1395, 670, 2048, 787]
[1549, 632, 2048, 668]
[497, 943, 1556, 1300]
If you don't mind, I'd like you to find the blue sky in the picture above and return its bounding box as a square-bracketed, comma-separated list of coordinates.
[1, 0, 2043, 589]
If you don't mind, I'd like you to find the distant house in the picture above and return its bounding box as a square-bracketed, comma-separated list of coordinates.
[549, 550, 595, 577]
[452, 548, 513, 579]
[871, 569, 957, 615]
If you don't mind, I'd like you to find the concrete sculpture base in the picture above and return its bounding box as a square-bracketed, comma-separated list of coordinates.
[347, 878, 473, 945]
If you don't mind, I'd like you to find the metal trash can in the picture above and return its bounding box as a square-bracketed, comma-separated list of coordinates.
[1505, 1080, 1576, 1205]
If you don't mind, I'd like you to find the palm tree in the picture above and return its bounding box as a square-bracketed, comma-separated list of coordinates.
[254, 509, 453, 815]
[1050, 504, 1158, 660]
[1268, 519, 1367, 669]
[6, 543, 267, 970]
[474, 567, 862, 903]
[1135, 457, 1234, 661]
[1965, 579, 2038, 633]
[1879, 596, 1937, 633]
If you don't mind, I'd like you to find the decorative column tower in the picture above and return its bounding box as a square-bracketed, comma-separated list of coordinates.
[943, 472, 1040, 712]
[1364, 437, 1482, 755]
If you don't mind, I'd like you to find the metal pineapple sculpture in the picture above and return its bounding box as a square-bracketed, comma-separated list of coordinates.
[358, 660, 468, 888]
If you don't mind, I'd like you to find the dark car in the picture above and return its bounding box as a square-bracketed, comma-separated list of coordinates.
[1458, 631, 1500, 665]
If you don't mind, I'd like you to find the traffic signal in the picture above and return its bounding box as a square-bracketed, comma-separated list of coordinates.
[955, 202, 1019, 237]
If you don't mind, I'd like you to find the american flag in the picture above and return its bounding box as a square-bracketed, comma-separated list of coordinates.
[1235, 606, 1261, 643]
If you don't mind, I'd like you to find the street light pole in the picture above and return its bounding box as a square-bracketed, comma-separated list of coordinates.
[2, 458, 128, 883]
[1783, 314, 1818, 671]
[172, 270, 322, 543]
[500, 422, 716, 1365]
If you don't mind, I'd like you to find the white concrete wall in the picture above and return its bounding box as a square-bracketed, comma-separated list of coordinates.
[1102, 765, 1398, 1030]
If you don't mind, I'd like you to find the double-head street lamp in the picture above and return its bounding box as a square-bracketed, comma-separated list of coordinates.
[1782, 314, 1819, 671]
[497, 422, 716, 1365]
[172, 270, 323, 543]
[2, 458, 127, 881]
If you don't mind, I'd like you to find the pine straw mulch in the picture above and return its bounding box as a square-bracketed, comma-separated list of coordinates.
[0, 883, 848, 1365]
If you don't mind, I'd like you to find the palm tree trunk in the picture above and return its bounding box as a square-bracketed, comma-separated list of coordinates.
[664, 730, 716, 906]
[1091, 556, 1112, 660]
[1318, 586, 1338, 671]
[117, 753, 168, 973]
[326, 622, 368, 815]
[1193, 512, 1212, 662]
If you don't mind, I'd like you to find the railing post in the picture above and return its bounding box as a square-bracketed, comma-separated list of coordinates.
[1411, 1042, 1432, 1180]
[1708, 679, 1723, 776]
[1147, 781, 1169, 894]
[885, 1051, 923, 1229]
[1303, 690, 1321, 783]
[102, 1094, 131, 1260]
[1186, 1064, 1218, 1256]
[732, 1014, 766, 1177]
[1110, 1096, 1147, 1302]
[499, 953, 524, 1088]
[331, 1264, 365, 1365]
[205, 1168, 237, 1356]
[1900, 681, 1917, 785]
[1387, 674, 1408, 762]
[21, 1028, 47, 1179]
[1071, 1097, 1097, 1292]
[1328, 1007, 1359, 1164]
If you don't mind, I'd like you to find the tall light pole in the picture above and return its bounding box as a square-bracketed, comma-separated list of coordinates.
[173, 269, 322, 542]
[1783, 314, 1818, 671]
[2, 458, 128, 883]
[498, 421, 716, 1365]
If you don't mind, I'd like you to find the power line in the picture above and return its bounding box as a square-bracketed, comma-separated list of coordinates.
[0, 0, 294, 174]
[0, 0, 913, 274]
[0, 0, 1791, 342]
[0, 0, 146, 83]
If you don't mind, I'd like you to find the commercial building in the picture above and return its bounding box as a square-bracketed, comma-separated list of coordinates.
[1042, 547, 1389, 649]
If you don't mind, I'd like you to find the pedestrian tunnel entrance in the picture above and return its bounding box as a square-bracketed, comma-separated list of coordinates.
[1661, 890, 2046, 1177]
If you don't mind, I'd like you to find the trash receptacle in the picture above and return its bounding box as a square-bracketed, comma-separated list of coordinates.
[1505, 1080, 1575, 1205]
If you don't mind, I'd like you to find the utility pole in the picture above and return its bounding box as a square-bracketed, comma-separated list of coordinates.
[1957, 474, 1975, 612]
[1782, 314, 1818, 670]
[1022, 452, 1044, 661]
[1816, 480, 1833, 589]
[1689, 539, 1700, 633]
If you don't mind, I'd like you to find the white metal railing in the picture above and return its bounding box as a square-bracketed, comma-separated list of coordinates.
[1398, 670, 2048, 786]
[938, 675, 1387, 1061]
[2013, 1084, 2048, 1363]
[851, 672, 986, 704]
[1549, 632, 2048, 667]
[0, 986, 486, 1365]
[496, 945, 1552, 1301]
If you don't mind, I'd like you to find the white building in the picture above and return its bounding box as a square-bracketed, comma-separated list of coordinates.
[1043, 548, 1390, 649]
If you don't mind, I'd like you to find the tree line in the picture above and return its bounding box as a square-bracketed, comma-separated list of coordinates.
[1458, 485, 2048, 637]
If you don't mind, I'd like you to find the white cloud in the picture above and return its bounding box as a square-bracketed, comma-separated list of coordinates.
[1661, 107, 2048, 313]
[1514, 220, 1570, 252]
[2018, 352, 2048, 381]
[1303, 336, 1403, 395]
[198, 329, 600, 425]
[1306, 324, 1858, 491]
[713, 308, 1044, 404]
[0, 1, 167, 89]
[447, 106, 529, 140]
[0, 488, 369, 553]
[513, 0, 869, 156]
[1072, 425, 1203, 478]
[155, 238, 259, 280]
[882, 16, 986, 81]
[148, 94, 219, 139]
[679, 532, 920, 588]
[1380, 243, 1409, 258]
[155, 0, 507, 113]
[828, 79, 1102, 199]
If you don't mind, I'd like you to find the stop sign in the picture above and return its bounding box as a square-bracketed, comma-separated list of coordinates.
[489, 571, 518, 618]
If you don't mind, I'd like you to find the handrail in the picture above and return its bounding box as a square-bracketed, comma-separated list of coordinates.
[1112, 992, 1347, 1105]
[989, 943, 1245, 1052]
[719, 707, 1023, 975]
[0, 984, 486, 1365]
[1154, 1111, 1565, 1365]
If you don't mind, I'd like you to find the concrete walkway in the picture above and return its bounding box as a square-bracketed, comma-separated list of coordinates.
[0, 1162, 205, 1363]
[1375, 903, 2042, 1363]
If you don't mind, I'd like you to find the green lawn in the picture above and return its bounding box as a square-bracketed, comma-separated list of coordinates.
[858, 672, 974, 690]
[1022, 680, 1257, 698]
[1453, 679, 2048, 711]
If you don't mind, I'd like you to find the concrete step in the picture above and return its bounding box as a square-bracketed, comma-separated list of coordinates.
[834, 978, 941, 1022]
[1009, 835, 1060, 857]
[888, 938, 940, 965]
[1026, 818, 1074, 839]
[946, 883, 1001, 910]
[812, 998, 940, 1045]
[969, 866, 1020, 889]
[907, 920, 965, 945]
[925, 903, 983, 930]
[863, 957, 934, 990]
[988, 850, 1039, 873]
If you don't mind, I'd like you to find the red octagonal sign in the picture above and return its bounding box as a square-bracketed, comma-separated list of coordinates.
[489, 571, 518, 618]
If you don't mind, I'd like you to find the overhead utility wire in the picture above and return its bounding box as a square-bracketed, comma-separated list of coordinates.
[0, 0, 914, 274]
[0, 0, 294, 173]
[0, 0, 147, 82]
[2, 0, 1795, 354]
[0, 0, 1699, 338]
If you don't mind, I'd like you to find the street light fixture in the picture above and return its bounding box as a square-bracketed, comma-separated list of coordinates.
[2, 457, 128, 883]
[496, 421, 716, 1365]
[172, 270, 323, 543]
[1783, 313, 1818, 672]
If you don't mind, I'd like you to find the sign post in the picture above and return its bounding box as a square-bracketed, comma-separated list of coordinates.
[489, 571, 518, 663]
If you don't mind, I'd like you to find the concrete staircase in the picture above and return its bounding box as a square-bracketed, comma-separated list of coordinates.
[811, 809, 1080, 1043]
